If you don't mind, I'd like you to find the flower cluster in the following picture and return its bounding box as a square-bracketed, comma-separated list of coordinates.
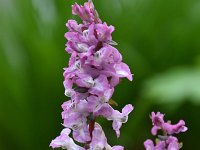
[50, 0, 134, 149]
[144, 112, 188, 150]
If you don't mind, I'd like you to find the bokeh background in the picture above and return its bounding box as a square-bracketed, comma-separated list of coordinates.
[0, 0, 200, 149]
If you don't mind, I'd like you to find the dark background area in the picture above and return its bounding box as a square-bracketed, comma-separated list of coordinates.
[0, 0, 200, 149]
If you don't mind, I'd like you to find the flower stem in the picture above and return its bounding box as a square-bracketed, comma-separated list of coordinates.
[84, 116, 96, 150]
[89, 118, 95, 139]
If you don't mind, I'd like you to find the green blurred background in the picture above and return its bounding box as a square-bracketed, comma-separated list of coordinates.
[0, 0, 200, 149]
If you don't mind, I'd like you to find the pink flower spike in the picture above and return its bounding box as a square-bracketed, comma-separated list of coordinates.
[145, 112, 187, 150]
[51, 0, 134, 149]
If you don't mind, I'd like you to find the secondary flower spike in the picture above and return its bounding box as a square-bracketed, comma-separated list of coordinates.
[50, 0, 134, 149]
[144, 112, 188, 150]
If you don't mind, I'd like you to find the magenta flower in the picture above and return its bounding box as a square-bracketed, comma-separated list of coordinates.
[50, 0, 133, 149]
[166, 136, 180, 150]
[144, 139, 166, 150]
[144, 112, 187, 150]
[95, 23, 114, 42]
[150, 112, 188, 136]
[50, 128, 84, 150]
[94, 104, 134, 137]
[72, 1, 101, 24]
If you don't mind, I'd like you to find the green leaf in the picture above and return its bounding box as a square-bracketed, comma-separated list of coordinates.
[108, 99, 118, 106]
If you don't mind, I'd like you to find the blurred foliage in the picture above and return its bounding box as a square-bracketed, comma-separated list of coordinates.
[0, 0, 200, 149]
[142, 67, 200, 104]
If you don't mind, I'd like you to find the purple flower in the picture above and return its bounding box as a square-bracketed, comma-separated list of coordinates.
[66, 20, 83, 33]
[150, 112, 187, 135]
[114, 62, 133, 81]
[89, 123, 107, 149]
[63, 80, 75, 97]
[50, 128, 84, 150]
[89, 123, 124, 150]
[89, 75, 110, 96]
[166, 136, 180, 150]
[144, 112, 187, 150]
[144, 139, 154, 150]
[163, 120, 188, 135]
[112, 146, 124, 150]
[87, 44, 122, 67]
[72, 122, 91, 143]
[51, 0, 133, 149]
[112, 104, 134, 137]
[61, 101, 91, 143]
[75, 73, 95, 88]
[94, 104, 134, 137]
[95, 23, 114, 42]
[72, 1, 101, 24]
[150, 112, 165, 135]
[144, 139, 166, 150]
